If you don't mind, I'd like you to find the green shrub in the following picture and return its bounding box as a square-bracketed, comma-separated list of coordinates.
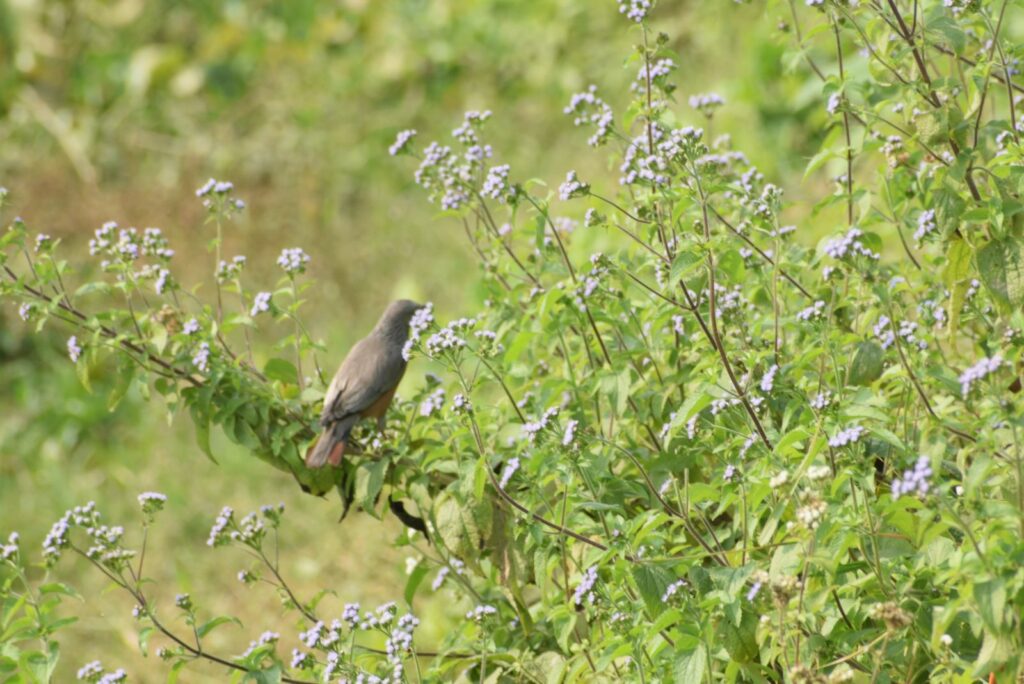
[4, 0, 1024, 681]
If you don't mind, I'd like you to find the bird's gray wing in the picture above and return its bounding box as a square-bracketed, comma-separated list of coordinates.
[320, 336, 406, 425]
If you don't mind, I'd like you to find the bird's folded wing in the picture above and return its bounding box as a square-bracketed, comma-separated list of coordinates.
[320, 336, 405, 424]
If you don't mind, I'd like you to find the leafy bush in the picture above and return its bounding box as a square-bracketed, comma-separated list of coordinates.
[4, 0, 1024, 681]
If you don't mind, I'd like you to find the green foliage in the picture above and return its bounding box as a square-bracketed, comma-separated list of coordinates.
[4, 0, 1024, 682]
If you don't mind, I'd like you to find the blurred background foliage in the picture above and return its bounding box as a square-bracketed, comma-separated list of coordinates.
[0, 0, 826, 676]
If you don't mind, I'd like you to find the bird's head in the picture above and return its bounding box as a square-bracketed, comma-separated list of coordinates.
[376, 299, 425, 341]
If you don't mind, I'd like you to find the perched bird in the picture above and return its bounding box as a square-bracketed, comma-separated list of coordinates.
[306, 299, 423, 468]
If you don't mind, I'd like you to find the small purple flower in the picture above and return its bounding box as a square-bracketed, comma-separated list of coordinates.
[192, 342, 211, 373]
[828, 425, 865, 448]
[482, 164, 511, 201]
[499, 457, 520, 489]
[891, 455, 934, 498]
[250, 291, 271, 317]
[277, 247, 311, 275]
[67, 336, 82, 363]
[914, 210, 937, 243]
[17, 303, 32, 321]
[137, 492, 167, 515]
[618, 0, 652, 22]
[389, 129, 417, 156]
[689, 93, 725, 117]
[431, 566, 450, 591]
[760, 364, 779, 393]
[661, 579, 687, 603]
[35, 233, 52, 253]
[562, 419, 579, 447]
[573, 565, 599, 606]
[746, 580, 763, 601]
[558, 170, 589, 200]
[183, 318, 200, 336]
[959, 355, 1002, 397]
[826, 92, 842, 116]
[465, 604, 498, 622]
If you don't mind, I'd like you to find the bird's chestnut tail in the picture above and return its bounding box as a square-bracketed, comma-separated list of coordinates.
[305, 417, 356, 468]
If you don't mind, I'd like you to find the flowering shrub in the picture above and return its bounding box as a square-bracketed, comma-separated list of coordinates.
[4, 0, 1024, 681]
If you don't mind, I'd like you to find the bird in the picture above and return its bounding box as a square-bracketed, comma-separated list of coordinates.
[305, 299, 423, 468]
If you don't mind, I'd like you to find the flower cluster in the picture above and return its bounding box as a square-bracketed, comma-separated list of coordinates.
[689, 92, 724, 117]
[828, 425, 865, 448]
[914, 209, 937, 242]
[558, 170, 589, 200]
[402, 301, 434, 361]
[250, 291, 272, 317]
[958, 355, 1002, 397]
[522, 406, 561, 443]
[796, 300, 826, 321]
[661, 578, 687, 603]
[432, 558, 465, 590]
[823, 227, 880, 261]
[891, 456, 933, 499]
[1, 532, 19, 563]
[564, 85, 614, 147]
[192, 342, 211, 373]
[419, 387, 446, 417]
[466, 604, 498, 622]
[216, 255, 247, 282]
[68, 335, 82, 363]
[618, 0, 652, 23]
[277, 247, 311, 275]
[499, 457, 520, 489]
[388, 129, 417, 156]
[76, 661, 127, 683]
[137, 492, 167, 519]
[241, 631, 280, 658]
[196, 178, 245, 214]
[573, 565, 599, 606]
[874, 316, 927, 351]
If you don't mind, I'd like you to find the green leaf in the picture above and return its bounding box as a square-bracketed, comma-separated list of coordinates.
[18, 642, 58, 684]
[977, 237, 1024, 310]
[942, 237, 972, 287]
[670, 250, 703, 281]
[404, 562, 429, 606]
[197, 616, 241, 639]
[263, 358, 299, 384]
[108, 358, 136, 411]
[631, 565, 674, 617]
[847, 341, 884, 386]
[245, 665, 282, 684]
[355, 459, 388, 515]
[720, 609, 758, 663]
[673, 645, 707, 684]
[191, 408, 218, 464]
[138, 626, 154, 655]
[435, 497, 481, 559]
[973, 578, 1007, 632]
[75, 353, 92, 394]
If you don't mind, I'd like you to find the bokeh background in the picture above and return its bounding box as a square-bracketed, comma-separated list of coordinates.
[0, 0, 825, 678]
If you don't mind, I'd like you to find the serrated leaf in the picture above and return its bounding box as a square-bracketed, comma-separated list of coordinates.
[631, 565, 674, 617]
[673, 645, 707, 684]
[355, 459, 388, 516]
[670, 250, 703, 281]
[977, 238, 1024, 310]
